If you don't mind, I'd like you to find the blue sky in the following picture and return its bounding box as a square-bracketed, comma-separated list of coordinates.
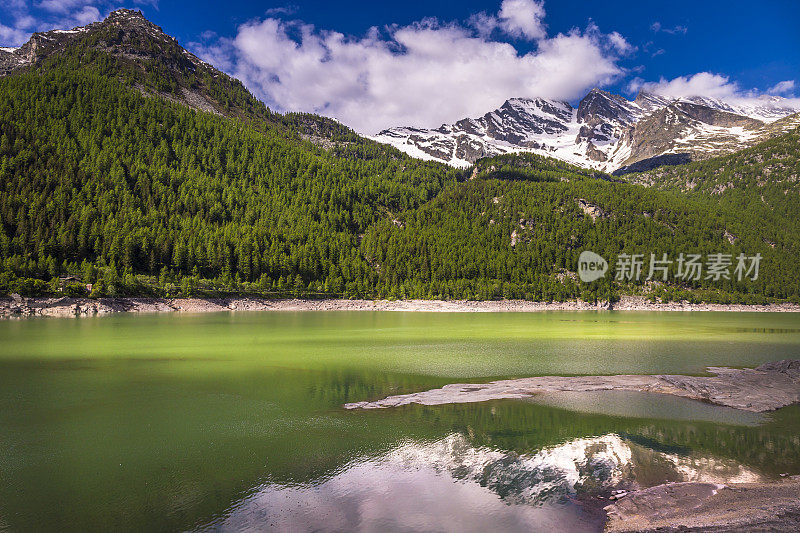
[2, 1, 798, 132]
[155, 0, 800, 95]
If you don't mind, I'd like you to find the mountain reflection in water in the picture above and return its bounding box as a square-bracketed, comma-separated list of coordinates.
[197, 432, 762, 532]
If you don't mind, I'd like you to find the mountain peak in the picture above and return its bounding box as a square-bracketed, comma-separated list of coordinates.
[503, 97, 573, 115]
[634, 90, 665, 101]
[102, 8, 163, 32]
[634, 91, 673, 111]
[577, 88, 638, 125]
[0, 7, 275, 122]
[107, 8, 146, 20]
[97, 8, 172, 43]
[1, 7, 169, 75]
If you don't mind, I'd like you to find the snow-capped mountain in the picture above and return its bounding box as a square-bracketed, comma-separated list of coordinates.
[681, 94, 800, 123]
[373, 89, 800, 173]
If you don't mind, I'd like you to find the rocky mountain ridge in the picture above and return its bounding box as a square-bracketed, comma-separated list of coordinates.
[1, 9, 187, 74]
[0, 9, 273, 122]
[0, 9, 389, 147]
[373, 88, 800, 174]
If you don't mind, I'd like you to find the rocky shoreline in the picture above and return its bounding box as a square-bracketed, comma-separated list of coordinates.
[345, 360, 800, 412]
[2, 295, 800, 318]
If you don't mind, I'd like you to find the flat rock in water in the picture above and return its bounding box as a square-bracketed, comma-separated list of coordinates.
[605, 479, 800, 532]
[344, 360, 800, 412]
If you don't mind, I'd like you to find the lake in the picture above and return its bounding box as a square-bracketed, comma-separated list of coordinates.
[1, 311, 800, 532]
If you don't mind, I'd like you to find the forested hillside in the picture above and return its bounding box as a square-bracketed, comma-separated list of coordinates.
[0, 68, 460, 298]
[623, 127, 800, 229]
[1, 12, 799, 303]
[363, 151, 799, 303]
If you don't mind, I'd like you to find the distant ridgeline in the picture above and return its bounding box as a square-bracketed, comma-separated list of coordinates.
[0, 10, 798, 304]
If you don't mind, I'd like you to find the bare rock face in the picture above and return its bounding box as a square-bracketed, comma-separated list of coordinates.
[344, 360, 800, 413]
[577, 199, 607, 221]
[585, 142, 607, 162]
[575, 88, 641, 148]
[0, 48, 27, 75]
[675, 101, 764, 129]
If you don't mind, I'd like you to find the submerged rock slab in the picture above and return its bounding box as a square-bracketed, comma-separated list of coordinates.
[604, 478, 800, 532]
[344, 360, 800, 412]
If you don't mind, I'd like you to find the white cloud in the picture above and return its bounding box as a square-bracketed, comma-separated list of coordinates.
[467, 12, 499, 39]
[72, 5, 100, 26]
[2, 0, 27, 10]
[12, 14, 38, 30]
[36, 0, 85, 14]
[636, 72, 740, 99]
[0, 1, 109, 46]
[0, 22, 30, 46]
[768, 80, 795, 96]
[194, 2, 629, 133]
[467, 0, 547, 41]
[607, 31, 633, 54]
[627, 72, 800, 112]
[498, 0, 546, 40]
[264, 6, 297, 17]
[650, 22, 687, 35]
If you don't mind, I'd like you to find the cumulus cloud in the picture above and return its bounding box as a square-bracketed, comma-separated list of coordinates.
[768, 80, 795, 96]
[627, 72, 800, 111]
[467, 12, 498, 39]
[498, 0, 546, 40]
[633, 72, 740, 99]
[193, 1, 631, 133]
[467, 0, 546, 41]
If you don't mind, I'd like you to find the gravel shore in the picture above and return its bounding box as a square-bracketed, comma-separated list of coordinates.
[2, 295, 800, 318]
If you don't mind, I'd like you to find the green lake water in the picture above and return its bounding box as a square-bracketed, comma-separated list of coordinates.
[1, 311, 800, 532]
